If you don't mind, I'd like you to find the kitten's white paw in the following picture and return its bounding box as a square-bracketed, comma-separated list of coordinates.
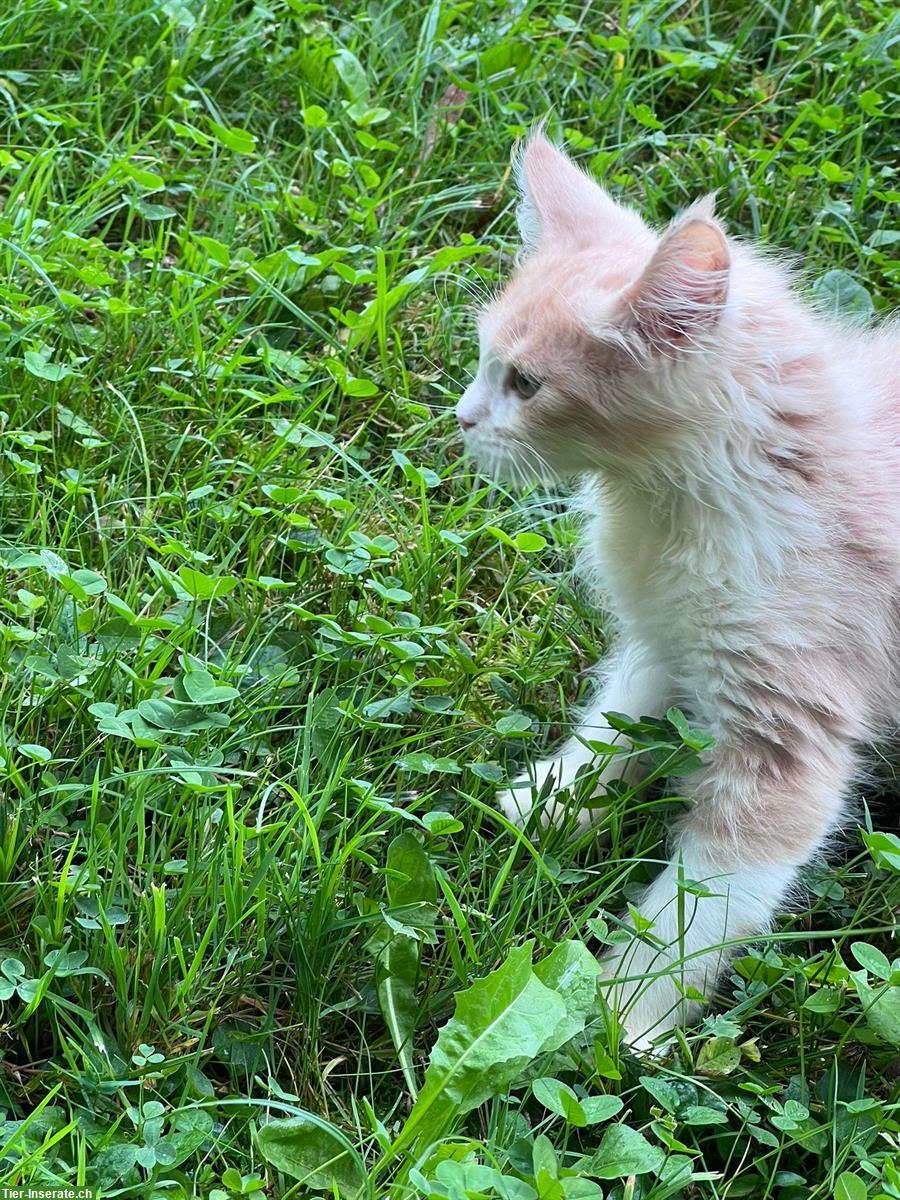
[497, 756, 599, 830]
[616, 986, 691, 1052]
[599, 940, 708, 1050]
[494, 768, 556, 825]
[496, 772, 537, 826]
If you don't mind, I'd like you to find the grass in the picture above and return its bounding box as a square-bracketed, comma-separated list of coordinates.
[0, 0, 898, 1195]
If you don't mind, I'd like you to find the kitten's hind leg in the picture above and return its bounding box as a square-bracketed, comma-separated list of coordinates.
[497, 642, 669, 830]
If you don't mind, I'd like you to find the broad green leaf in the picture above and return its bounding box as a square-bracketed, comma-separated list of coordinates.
[631, 101, 664, 129]
[583, 1123, 664, 1179]
[666, 706, 715, 751]
[811, 269, 874, 322]
[43, 949, 87, 976]
[137, 699, 185, 731]
[331, 48, 369, 102]
[496, 714, 532, 736]
[156, 1110, 214, 1168]
[209, 121, 257, 154]
[580, 1094, 625, 1124]
[533, 939, 602, 1048]
[397, 752, 460, 775]
[91, 1142, 139, 1187]
[639, 1075, 680, 1114]
[262, 484, 303, 503]
[835, 1172, 868, 1200]
[562, 1181, 604, 1199]
[302, 104, 329, 128]
[264, 349, 308, 382]
[479, 40, 532, 81]
[56, 403, 103, 441]
[256, 1113, 365, 1194]
[24, 349, 74, 381]
[695, 1036, 741, 1077]
[194, 234, 230, 266]
[749, 1124, 779, 1148]
[19, 743, 52, 762]
[57, 569, 107, 602]
[375, 933, 419, 1097]
[387, 832, 437, 911]
[593, 1052, 622, 1082]
[420, 811, 464, 835]
[396, 943, 566, 1151]
[121, 161, 166, 189]
[820, 159, 853, 183]
[514, 532, 546, 553]
[850, 941, 890, 979]
[857, 89, 884, 116]
[342, 374, 378, 397]
[851, 970, 900, 1046]
[803, 987, 842, 1013]
[373, 833, 437, 1097]
[863, 830, 900, 872]
[427, 243, 491, 274]
[177, 566, 239, 600]
[532, 1134, 558, 1183]
[532, 1077, 585, 1124]
[390, 449, 439, 486]
[869, 228, 900, 247]
[770, 1099, 807, 1132]
[468, 762, 505, 783]
[133, 198, 176, 220]
[182, 668, 240, 705]
[433, 1160, 536, 1200]
[681, 1104, 729, 1126]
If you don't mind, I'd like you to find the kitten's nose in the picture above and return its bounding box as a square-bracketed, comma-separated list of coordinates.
[457, 415, 476, 432]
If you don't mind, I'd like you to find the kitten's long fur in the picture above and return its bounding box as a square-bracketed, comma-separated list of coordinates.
[455, 135, 899, 1047]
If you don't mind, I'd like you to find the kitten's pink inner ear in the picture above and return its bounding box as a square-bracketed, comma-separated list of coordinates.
[628, 218, 730, 348]
[671, 219, 729, 274]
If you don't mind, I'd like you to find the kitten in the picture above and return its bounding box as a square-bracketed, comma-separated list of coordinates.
[456, 134, 899, 1048]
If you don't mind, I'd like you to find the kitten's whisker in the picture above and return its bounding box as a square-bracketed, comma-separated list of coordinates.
[506, 434, 555, 483]
[440, 271, 498, 308]
[434, 273, 495, 312]
[417, 351, 472, 396]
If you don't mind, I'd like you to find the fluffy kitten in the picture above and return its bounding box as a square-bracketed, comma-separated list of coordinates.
[456, 134, 899, 1048]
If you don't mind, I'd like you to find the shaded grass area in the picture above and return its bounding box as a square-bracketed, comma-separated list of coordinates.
[0, 0, 897, 1195]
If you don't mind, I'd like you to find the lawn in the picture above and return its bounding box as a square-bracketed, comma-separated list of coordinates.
[0, 0, 898, 1196]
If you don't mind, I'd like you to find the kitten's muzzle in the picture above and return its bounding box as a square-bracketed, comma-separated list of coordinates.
[455, 381, 488, 433]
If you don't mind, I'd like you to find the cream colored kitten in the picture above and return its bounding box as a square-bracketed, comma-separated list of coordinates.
[456, 135, 899, 1048]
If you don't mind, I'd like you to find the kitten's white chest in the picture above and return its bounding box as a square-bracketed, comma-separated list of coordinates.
[581, 490, 756, 714]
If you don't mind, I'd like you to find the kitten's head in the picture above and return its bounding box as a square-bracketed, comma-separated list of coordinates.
[456, 135, 731, 480]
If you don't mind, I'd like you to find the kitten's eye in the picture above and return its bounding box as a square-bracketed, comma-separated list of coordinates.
[508, 366, 541, 400]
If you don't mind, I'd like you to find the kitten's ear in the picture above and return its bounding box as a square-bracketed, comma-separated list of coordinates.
[626, 208, 729, 349]
[515, 134, 645, 252]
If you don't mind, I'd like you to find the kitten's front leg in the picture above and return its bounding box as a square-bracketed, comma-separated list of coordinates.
[602, 732, 854, 1047]
[498, 643, 668, 829]
[602, 849, 795, 1049]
